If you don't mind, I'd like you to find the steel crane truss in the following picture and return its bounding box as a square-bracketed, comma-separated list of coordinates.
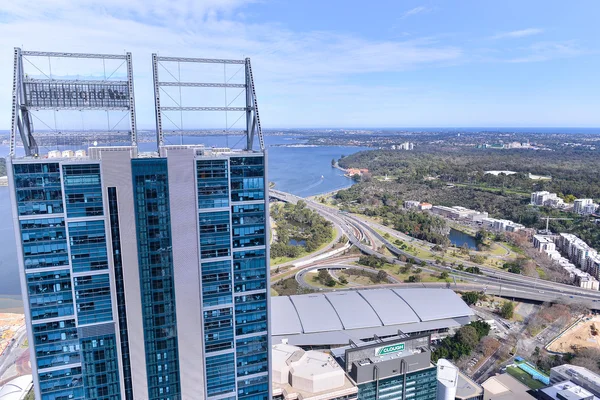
[152, 54, 264, 151]
[10, 48, 138, 157]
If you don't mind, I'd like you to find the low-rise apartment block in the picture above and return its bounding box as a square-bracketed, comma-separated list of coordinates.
[531, 191, 563, 207]
[404, 200, 421, 209]
[430, 205, 488, 221]
[481, 218, 525, 232]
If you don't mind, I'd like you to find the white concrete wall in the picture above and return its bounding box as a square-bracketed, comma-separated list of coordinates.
[166, 149, 206, 400]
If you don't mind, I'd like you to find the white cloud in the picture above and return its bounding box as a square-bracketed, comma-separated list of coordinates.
[0, 0, 462, 129]
[400, 6, 432, 19]
[492, 28, 544, 39]
[506, 41, 586, 63]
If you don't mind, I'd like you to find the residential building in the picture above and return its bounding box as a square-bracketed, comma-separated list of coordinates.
[430, 206, 488, 221]
[531, 191, 564, 207]
[8, 145, 271, 400]
[574, 199, 594, 214]
[550, 365, 600, 396]
[419, 202, 433, 210]
[405, 200, 421, 209]
[582, 203, 599, 215]
[332, 334, 438, 400]
[533, 235, 557, 253]
[8, 49, 270, 400]
[481, 218, 525, 233]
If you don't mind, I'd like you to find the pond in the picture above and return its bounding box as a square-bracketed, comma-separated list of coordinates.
[288, 239, 307, 247]
[449, 228, 478, 250]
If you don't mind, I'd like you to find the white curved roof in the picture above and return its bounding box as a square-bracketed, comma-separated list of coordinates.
[288, 294, 344, 333]
[0, 375, 32, 400]
[393, 288, 474, 321]
[272, 288, 474, 346]
[324, 291, 382, 329]
[357, 288, 420, 325]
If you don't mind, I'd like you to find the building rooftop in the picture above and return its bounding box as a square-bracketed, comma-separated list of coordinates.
[272, 344, 357, 400]
[271, 288, 474, 346]
[457, 370, 484, 399]
[552, 365, 600, 396]
[540, 381, 599, 400]
[482, 373, 534, 400]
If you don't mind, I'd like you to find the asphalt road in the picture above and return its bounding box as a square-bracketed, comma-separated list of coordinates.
[271, 190, 600, 310]
[0, 325, 28, 384]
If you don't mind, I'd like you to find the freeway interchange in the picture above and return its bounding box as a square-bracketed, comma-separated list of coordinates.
[269, 189, 600, 310]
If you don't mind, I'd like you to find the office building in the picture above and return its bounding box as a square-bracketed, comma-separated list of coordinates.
[8, 49, 269, 400]
[550, 365, 600, 397]
[332, 334, 438, 400]
[538, 380, 599, 400]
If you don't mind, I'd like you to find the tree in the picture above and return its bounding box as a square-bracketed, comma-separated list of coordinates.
[462, 292, 480, 305]
[399, 265, 411, 274]
[457, 326, 479, 350]
[500, 301, 515, 319]
[440, 271, 449, 280]
[460, 243, 470, 255]
[339, 276, 348, 285]
[407, 275, 422, 283]
[480, 337, 500, 357]
[376, 270, 388, 283]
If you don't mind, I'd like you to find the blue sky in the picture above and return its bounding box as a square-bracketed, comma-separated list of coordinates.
[0, 0, 598, 128]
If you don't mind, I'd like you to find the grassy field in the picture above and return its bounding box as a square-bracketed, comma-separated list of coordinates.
[270, 288, 279, 296]
[506, 366, 547, 390]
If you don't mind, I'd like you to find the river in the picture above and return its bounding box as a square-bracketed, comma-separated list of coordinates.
[0, 135, 368, 296]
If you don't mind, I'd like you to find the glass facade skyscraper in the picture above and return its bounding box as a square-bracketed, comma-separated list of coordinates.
[8, 145, 271, 400]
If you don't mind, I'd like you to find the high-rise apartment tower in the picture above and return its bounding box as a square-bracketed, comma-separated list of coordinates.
[8, 49, 270, 400]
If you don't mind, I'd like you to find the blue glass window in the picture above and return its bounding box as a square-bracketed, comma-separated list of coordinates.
[199, 211, 231, 259]
[74, 274, 113, 325]
[230, 156, 265, 202]
[80, 334, 121, 400]
[236, 335, 268, 358]
[38, 366, 84, 399]
[132, 158, 181, 399]
[201, 260, 233, 307]
[21, 218, 69, 270]
[235, 294, 268, 336]
[108, 187, 133, 400]
[203, 307, 234, 353]
[27, 270, 74, 321]
[13, 163, 63, 216]
[32, 319, 80, 369]
[233, 250, 267, 293]
[206, 353, 236, 396]
[68, 220, 109, 273]
[238, 375, 269, 399]
[62, 164, 103, 217]
[197, 160, 229, 209]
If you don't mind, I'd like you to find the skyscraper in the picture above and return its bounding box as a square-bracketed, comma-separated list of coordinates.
[8, 49, 270, 400]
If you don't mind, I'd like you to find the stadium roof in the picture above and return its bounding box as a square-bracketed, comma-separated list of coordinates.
[0, 375, 32, 400]
[271, 288, 474, 346]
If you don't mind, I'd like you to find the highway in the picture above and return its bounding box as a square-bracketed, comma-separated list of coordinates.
[270, 189, 600, 310]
